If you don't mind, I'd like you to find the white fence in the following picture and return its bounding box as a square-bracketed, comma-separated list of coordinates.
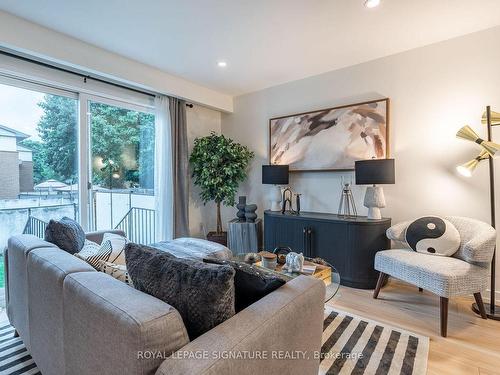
[91, 191, 155, 230]
[0, 190, 155, 248]
[0, 203, 77, 249]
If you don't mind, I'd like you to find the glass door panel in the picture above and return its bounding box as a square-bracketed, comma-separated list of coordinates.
[88, 99, 155, 243]
[0, 80, 79, 255]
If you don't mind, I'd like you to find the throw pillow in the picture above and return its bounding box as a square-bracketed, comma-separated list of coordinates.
[44, 216, 85, 254]
[98, 260, 134, 287]
[75, 239, 113, 269]
[102, 232, 128, 264]
[75, 238, 100, 258]
[125, 243, 235, 339]
[405, 216, 460, 256]
[204, 257, 286, 312]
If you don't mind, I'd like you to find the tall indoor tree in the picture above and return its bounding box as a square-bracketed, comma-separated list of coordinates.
[189, 132, 254, 243]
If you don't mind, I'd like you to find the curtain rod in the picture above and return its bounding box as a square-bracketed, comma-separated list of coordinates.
[0, 49, 193, 107]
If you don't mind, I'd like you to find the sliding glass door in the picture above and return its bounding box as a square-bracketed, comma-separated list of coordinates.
[0, 67, 156, 297]
[0, 73, 156, 250]
[0, 78, 79, 251]
[87, 98, 155, 243]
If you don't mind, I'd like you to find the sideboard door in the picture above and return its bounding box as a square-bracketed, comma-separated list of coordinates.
[264, 215, 306, 253]
[345, 223, 390, 288]
[308, 221, 348, 277]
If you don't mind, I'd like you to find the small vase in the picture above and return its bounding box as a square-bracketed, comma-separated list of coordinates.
[244, 204, 258, 223]
[236, 196, 246, 222]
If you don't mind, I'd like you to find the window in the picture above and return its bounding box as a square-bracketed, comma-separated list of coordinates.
[0, 55, 157, 289]
[0, 79, 79, 287]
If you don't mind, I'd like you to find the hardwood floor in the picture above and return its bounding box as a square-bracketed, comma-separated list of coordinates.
[327, 278, 500, 375]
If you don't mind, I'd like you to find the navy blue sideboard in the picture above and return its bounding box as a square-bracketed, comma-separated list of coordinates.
[264, 210, 391, 289]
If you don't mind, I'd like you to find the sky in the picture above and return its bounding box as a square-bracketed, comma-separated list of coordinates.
[0, 82, 44, 140]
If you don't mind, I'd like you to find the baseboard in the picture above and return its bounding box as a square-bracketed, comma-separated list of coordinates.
[483, 288, 500, 304]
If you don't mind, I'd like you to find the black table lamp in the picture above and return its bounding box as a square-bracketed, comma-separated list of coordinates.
[262, 165, 289, 211]
[355, 159, 395, 220]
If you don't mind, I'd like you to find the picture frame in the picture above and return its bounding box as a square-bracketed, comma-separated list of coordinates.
[269, 98, 390, 172]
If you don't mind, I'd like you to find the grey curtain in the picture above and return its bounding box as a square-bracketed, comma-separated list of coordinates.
[169, 97, 190, 237]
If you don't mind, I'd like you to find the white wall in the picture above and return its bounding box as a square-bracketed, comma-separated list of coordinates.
[0, 11, 233, 112]
[187, 105, 222, 237]
[221, 26, 500, 289]
[0, 135, 16, 152]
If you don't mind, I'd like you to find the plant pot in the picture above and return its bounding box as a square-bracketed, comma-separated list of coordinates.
[207, 231, 228, 246]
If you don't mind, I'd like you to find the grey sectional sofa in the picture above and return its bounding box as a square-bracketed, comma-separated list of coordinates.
[4, 231, 325, 375]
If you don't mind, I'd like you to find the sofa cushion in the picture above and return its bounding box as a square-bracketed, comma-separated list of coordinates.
[44, 217, 85, 254]
[204, 257, 286, 312]
[125, 243, 235, 339]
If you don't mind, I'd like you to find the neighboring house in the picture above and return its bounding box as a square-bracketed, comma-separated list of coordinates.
[0, 124, 33, 199]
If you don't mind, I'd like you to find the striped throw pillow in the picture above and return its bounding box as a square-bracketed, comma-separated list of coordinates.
[102, 232, 128, 265]
[75, 239, 113, 269]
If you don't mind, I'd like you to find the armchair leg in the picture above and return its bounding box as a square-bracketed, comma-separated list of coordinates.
[440, 297, 448, 337]
[473, 292, 487, 319]
[373, 272, 387, 299]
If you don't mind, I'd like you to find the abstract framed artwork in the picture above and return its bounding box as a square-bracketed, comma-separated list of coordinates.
[269, 98, 390, 171]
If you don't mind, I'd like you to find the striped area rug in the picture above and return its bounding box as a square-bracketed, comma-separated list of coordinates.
[0, 310, 428, 375]
[320, 306, 429, 375]
[0, 323, 39, 375]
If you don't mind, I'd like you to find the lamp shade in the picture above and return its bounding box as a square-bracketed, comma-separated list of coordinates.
[355, 159, 395, 185]
[262, 165, 289, 185]
[456, 125, 500, 157]
[456, 149, 488, 177]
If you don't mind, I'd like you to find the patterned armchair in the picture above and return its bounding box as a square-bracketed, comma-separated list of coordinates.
[373, 216, 496, 337]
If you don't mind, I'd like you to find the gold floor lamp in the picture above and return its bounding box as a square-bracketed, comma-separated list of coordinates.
[456, 106, 500, 320]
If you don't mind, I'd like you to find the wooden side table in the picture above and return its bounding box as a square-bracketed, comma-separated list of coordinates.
[227, 218, 263, 253]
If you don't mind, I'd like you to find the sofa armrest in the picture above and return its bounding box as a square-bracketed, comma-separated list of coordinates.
[6, 235, 57, 348]
[155, 276, 325, 375]
[63, 272, 189, 375]
[462, 225, 496, 264]
[85, 229, 126, 244]
[386, 220, 411, 242]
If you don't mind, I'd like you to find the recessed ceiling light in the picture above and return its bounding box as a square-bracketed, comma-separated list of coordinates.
[217, 61, 227, 68]
[364, 0, 380, 8]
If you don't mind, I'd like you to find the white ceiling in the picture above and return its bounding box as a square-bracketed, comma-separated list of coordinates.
[1, 0, 500, 96]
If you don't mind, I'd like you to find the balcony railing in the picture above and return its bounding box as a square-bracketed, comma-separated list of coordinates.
[23, 216, 48, 238]
[114, 207, 155, 244]
[20, 205, 156, 246]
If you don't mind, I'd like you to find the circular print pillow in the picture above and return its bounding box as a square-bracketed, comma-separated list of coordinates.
[404, 216, 460, 256]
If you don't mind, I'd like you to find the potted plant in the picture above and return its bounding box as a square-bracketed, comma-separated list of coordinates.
[190, 132, 254, 245]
